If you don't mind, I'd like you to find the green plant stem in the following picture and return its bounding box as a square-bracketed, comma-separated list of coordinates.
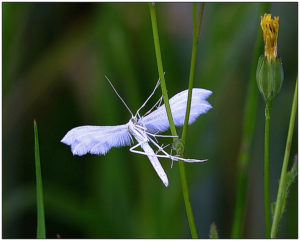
[271, 78, 298, 238]
[34, 120, 46, 238]
[264, 103, 271, 238]
[209, 222, 219, 239]
[148, 3, 198, 238]
[181, 2, 204, 143]
[148, 3, 177, 139]
[178, 162, 198, 238]
[230, 4, 270, 238]
[230, 35, 261, 238]
[179, 3, 205, 238]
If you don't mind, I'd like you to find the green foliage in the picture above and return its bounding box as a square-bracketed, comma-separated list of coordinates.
[34, 120, 46, 238]
[148, 3, 204, 238]
[230, 4, 270, 238]
[209, 222, 219, 239]
[277, 158, 298, 221]
[271, 79, 298, 238]
[263, 103, 271, 238]
[271, 159, 297, 236]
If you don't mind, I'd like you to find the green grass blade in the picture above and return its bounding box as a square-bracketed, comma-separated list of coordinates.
[148, 3, 178, 139]
[274, 157, 297, 225]
[209, 222, 219, 239]
[148, 3, 199, 238]
[181, 2, 204, 144]
[179, 2, 205, 238]
[264, 103, 271, 238]
[271, 78, 298, 238]
[230, 3, 270, 238]
[34, 120, 46, 238]
[148, 3, 205, 238]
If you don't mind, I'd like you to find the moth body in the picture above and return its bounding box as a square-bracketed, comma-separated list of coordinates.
[128, 117, 169, 186]
[140, 142, 169, 187]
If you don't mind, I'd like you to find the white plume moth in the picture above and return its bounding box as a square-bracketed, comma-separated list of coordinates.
[61, 76, 212, 187]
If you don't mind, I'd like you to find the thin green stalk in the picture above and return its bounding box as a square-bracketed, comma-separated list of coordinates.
[179, 3, 204, 238]
[271, 78, 298, 238]
[178, 162, 198, 237]
[230, 3, 270, 238]
[148, 3, 198, 238]
[209, 222, 219, 239]
[181, 2, 204, 143]
[34, 120, 46, 238]
[148, 3, 177, 139]
[264, 102, 271, 238]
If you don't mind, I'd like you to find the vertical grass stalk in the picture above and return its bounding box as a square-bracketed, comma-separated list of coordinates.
[230, 22, 263, 239]
[181, 2, 205, 142]
[264, 102, 271, 238]
[230, 4, 270, 238]
[34, 120, 46, 238]
[148, 3, 178, 139]
[180, 3, 205, 238]
[209, 222, 219, 239]
[148, 3, 198, 238]
[256, 11, 283, 239]
[271, 78, 298, 238]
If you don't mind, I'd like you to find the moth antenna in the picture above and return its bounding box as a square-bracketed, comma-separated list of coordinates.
[136, 76, 161, 116]
[105, 75, 134, 116]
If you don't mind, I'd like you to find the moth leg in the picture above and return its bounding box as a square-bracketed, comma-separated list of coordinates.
[148, 136, 175, 159]
[137, 112, 142, 119]
[151, 132, 159, 142]
[135, 125, 147, 131]
[129, 141, 156, 156]
[153, 135, 158, 143]
[156, 95, 163, 108]
[148, 136, 207, 163]
[129, 141, 174, 159]
[142, 96, 163, 117]
[145, 131, 178, 138]
[135, 78, 161, 117]
[133, 126, 169, 141]
[155, 143, 171, 155]
[147, 136, 183, 160]
[129, 141, 146, 153]
[130, 148, 175, 159]
[129, 137, 203, 162]
[129, 142, 160, 157]
[170, 148, 174, 168]
[171, 156, 207, 163]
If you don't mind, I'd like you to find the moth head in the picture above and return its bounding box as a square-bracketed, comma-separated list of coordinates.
[130, 116, 138, 124]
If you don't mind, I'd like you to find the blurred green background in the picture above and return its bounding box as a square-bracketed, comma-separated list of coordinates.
[2, 2, 298, 238]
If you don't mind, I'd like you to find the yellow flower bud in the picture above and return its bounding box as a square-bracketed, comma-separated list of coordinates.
[260, 14, 279, 62]
[257, 13, 283, 103]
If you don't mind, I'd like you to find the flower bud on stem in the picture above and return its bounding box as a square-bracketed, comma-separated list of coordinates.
[256, 13, 283, 238]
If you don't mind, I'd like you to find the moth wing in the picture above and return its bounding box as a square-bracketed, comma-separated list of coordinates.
[140, 88, 212, 133]
[61, 124, 133, 156]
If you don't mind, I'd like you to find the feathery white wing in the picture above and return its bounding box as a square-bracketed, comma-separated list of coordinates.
[61, 124, 133, 156]
[139, 88, 212, 133]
